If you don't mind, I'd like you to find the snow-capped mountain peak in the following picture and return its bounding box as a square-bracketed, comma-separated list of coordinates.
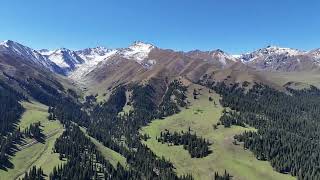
[0, 40, 11, 47]
[260, 46, 302, 56]
[0, 40, 62, 73]
[308, 48, 320, 60]
[40, 48, 84, 73]
[69, 47, 118, 81]
[240, 46, 304, 63]
[0, 40, 42, 59]
[38, 49, 53, 55]
[121, 41, 155, 62]
[76, 46, 112, 57]
[210, 49, 238, 65]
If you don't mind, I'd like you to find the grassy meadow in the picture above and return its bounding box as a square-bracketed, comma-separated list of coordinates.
[80, 127, 127, 168]
[141, 84, 295, 180]
[0, 101, 64, 180]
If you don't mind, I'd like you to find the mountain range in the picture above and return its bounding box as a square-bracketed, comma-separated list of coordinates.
[1, 39, 320, 98]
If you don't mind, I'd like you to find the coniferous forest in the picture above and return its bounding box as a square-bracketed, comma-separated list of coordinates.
[0, 79, 25, 169]
[21, 166, 44, 180]
[157, 128, 211, 158]
[200, 79, 320, 180]
[48, 80, 194, 179]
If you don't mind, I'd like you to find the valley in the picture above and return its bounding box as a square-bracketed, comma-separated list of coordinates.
[1, 0, 319, 179]
[1, 39, 320, 179]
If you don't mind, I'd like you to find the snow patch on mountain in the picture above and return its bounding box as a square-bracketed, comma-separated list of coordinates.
[120, 41, 155, 63]
[210, 49, 238, 65]
[241, 46, 303, 62]
[69, 48, 118, 81]
[40, 48, 85, 74]
[309, 49, 320, 60]
[38, 49, 54, 56]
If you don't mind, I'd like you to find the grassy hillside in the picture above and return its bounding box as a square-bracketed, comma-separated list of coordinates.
[260, 71, 320, 89]
[141, 83, 295, 180]
[0, 101, 64, 180]
[80, 127, 127, 168]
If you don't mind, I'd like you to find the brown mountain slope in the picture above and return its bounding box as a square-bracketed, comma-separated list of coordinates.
[0, 53, 78, 99]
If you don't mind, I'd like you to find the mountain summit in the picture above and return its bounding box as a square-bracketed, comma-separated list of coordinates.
[0, 40, 62, 73]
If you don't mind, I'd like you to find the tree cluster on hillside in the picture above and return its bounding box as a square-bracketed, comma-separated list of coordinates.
[49, 97, 90, 127]
[48, 107, 56, 120]
[20, 166, 44, 180]
[203, 81, 320, 179]
[219, 110, 245, 128]
[157, 128, 211, 158]
[214, 170, 232, 180]
[50, 124, 133, 180]
[158, 80, 188, 117]
[23, 122, 44, 142]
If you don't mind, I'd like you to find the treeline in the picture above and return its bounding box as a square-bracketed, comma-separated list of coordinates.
[203, 80, 320, 179]
[50, 124, 133, 180]
[48, 97, 90, 127]
[0, 79, 25, 169]
[23, 122, 44, 142]
[214, 170, 232, 180]
[20, 166, 44, 180]
[157, 128, 211, 158]
[219, 110, 245, 128]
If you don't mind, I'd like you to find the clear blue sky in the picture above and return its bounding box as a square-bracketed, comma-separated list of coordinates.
[0, 0, 319, 54]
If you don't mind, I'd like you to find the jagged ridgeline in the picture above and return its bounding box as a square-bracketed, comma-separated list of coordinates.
[206, 81, 320, 179]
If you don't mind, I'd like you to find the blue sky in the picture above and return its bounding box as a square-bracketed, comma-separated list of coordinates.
[0, 0, 319, 54]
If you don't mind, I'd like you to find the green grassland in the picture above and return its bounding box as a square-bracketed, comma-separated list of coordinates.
[261, 71, 320, 89]
[80, 127, 127, 168]
[0, 101, 64, 180]
[141, 83, 295, 180]
[19, 101, 62, 134]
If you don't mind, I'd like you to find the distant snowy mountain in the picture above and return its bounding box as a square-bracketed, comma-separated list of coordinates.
[308, 49, 320, 60]
[185, 49, 238, 68]
[240, 46, 303, 63]
[40, 48, 85, 74]
[50, 42, 156, 81]
[0, 40, 63, 73]
[69, 47, 118, 81]
[239, 46, 320, 71]
[119, 41, 155, 62]
[2, 40, 320, 83]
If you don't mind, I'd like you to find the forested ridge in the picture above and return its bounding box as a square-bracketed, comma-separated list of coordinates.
[50, 124, 133, 180]
[0, 71, 89, 169]
[200, 79, 320, 180]
[48, 80, 193, 179]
